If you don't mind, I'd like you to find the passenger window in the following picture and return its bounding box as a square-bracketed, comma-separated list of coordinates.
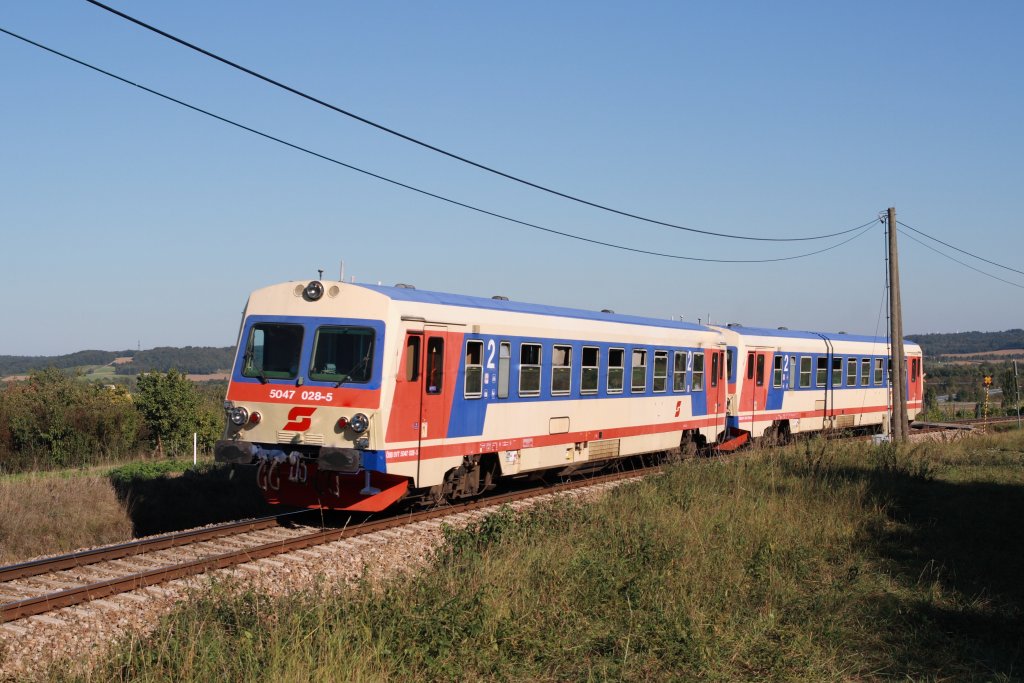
[755, 354, 765, 387]
[552, 345, 572, 396]
[773, 356, 783, 388]
[874, 358, 883, 385]
[816, 358, 827, 387]
[464, 341, 483, 399]
[632, 349, 647, 393]
[789, 356, 797, 389]
[404, 336, 421, 382]
[692, 353, 705, 391]
[832, 358, 842, 387]
[497, 342, 510, 399]
[799, 357, 811, 388]
[673, 351, 687, 392]
[519, 343, 542, 397]
[653, 351, 668, 392]
[426, 337, 444, 394]
[861, 358, 870, 386]
[847, 357, 857, 387]
[608, 348, 624, 394]
[581, 346, 599, 395]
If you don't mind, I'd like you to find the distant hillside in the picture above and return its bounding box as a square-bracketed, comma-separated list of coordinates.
[1, 346, 233, 378]
[908, 329, 1024, 357]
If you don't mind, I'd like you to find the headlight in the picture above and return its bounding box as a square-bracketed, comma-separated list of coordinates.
[304, 280, 324, 301]
[349, 413, 369, 433]
[229, 406, 249, 426]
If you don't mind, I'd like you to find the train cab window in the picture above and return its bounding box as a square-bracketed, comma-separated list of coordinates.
[861, 358, 871, 386]
[631, 349, 648, 393]
[847, 357, 857, 387]
[773, 356, 783, 388]
[405, 336, 421, 382]
[832, 358, 842, 387]
[755, 354, 765, 387]
[653, 351, 668, 392]
[874, 358, 883, 385]
[789, 356, 797, 389]
[552, 345, 572, 396]
[673, 351, 687, 392]
[711, 351, 720, 389]
[746, 352, 755, 381]
[497, 342, 511, 399]
[464, 341, 484, 399]
[692, 353, 705, 391]
[800, 357, 811, 388]
[519, 343, 542, 397]
[816, 358, 827, 387]
[608, 348, 625, 394]
[581, 346, 599, 395]
[243, 323, 303, 380]
[426, 337, 444, 394]
[309, 326, 375, 384]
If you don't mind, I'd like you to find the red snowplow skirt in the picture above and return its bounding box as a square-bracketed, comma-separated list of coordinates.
[714, 428, 750, 453]
[257, 460, 409, 512]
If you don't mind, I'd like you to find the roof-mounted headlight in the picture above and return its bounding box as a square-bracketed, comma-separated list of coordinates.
[304, 280, 324, 301]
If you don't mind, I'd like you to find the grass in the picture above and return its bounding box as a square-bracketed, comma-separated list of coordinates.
[73, 429, 1024, 681]
[0, 474, 132, 564]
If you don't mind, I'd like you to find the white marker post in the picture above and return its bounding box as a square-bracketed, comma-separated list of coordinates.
[193, 432, 198, 466]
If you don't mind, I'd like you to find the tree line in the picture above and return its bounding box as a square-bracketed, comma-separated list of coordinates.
[0, 369, 223, 474]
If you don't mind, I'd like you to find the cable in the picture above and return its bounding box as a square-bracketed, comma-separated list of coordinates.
[0, 26, 881, 265]
[897, 220, 1024, 277]
[897, 228, 1024, 290]
[86, 0, 866, 244]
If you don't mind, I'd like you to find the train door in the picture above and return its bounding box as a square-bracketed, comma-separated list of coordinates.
[391, 327, 451, 485]
[739, 350, 770, 433]
[907, 356, 922, 407]
[708, 347, 727, 437]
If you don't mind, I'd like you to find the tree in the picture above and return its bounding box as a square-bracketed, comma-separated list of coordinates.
[134, 370, 219, 456]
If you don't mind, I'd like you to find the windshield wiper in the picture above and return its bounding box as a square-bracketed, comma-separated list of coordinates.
[243, 348, 268, 385]
[335, 351, 371, 388]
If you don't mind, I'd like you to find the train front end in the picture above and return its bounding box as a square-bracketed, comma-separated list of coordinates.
[215, 280, 407, 511]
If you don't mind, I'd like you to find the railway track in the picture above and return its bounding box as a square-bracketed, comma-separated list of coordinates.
[0, 467, 650, 624]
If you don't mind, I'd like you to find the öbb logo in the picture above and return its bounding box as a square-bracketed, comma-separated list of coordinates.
[283, 406, 317, 431]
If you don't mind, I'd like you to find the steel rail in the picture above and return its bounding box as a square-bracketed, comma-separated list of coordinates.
[0, 468, 650, 622]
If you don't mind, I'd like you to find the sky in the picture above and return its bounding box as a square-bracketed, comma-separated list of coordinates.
[1, 1, 1022, 356]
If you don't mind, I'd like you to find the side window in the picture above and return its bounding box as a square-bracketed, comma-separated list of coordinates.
[653, 351, 668, 392]
[911, 358, 919, 382]
[551, 345, 572, 396]
[673, 351, 687, 392]
[519, 343, 541, 397]
[847, 357, 857, 387]
[405, 336, 421, 382]
[692, 353, 705, 391]
[789, 356, 797, 389]
[464, 341, 483, 398]
[874, 358, 883, 385]
[426, 337, 444, 395]
[832, 358, 842, 387]
[861, 358, 870, 386]
[755, 354, 765, 387]
[773, 356, 783, 388]
[816, 357, 827, 387]
[608, 348, 624, 394]
[727, 349, 735, 382]
[631, 349, 648, 393]
[746, 352, 755, 381]
[711, 351, 720, 389]
[800, 357, 811, 388]
[497, 342, 510, 399]
[581, 346, 599, 395]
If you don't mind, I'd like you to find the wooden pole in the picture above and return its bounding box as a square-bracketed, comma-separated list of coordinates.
[887, 207, 909, 441]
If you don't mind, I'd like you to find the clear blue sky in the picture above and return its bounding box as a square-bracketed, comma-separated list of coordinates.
[2, 1, 1021, 356]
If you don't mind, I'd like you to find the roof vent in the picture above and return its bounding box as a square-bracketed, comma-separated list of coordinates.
[601, 309, 615, 314]
[727, 323, 742, 328]
[777, 326, 788, 330]
[838, 331, 847, 334]
[491, 295, 509, 301]
[395, 283, 416, 289]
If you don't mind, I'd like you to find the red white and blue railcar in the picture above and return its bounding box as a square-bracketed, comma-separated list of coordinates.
[215, 280, 921, 511]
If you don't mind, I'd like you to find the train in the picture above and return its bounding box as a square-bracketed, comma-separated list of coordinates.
[215, 279, 923, 511]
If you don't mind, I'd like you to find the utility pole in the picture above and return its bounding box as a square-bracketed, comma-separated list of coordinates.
[887, 207, 909, 442]
[1015, 360, 1021, 430]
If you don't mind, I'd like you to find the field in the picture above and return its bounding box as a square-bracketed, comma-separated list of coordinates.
[67, 429, 1024, 681]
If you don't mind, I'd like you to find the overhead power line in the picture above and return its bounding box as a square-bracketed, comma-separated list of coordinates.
[0, 26, 879, 264]
[897, 228, 1024, 290]
[85, 0, 864, 244]
[897, 220, 1024, 277]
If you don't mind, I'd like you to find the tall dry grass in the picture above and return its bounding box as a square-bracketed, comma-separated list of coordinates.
[0, 474, 132, 564]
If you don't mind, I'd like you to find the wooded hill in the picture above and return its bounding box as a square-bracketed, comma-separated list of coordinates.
[0, 346, 234, 377]
[908, 329, 1024, 357]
